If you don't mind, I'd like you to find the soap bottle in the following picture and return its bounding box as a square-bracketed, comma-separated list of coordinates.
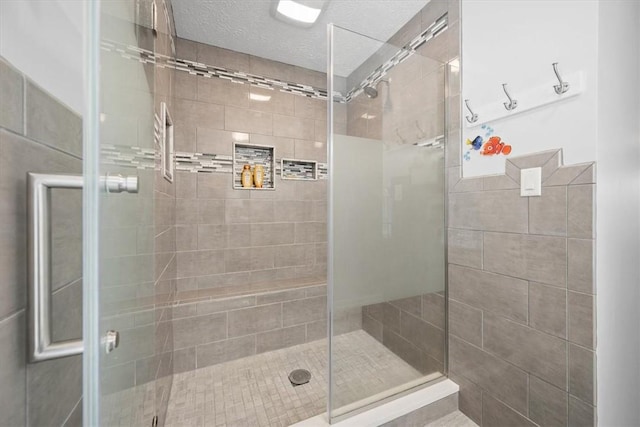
[241, 164, 253, 188]
[254, 164, 264, 188]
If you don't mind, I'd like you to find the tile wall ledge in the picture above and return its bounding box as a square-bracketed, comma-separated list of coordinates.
[452, 148, 596, 193]
[172, 276, 327, 306]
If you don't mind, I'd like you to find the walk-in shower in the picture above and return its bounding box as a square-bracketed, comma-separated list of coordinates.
[0, 0, 455, 426]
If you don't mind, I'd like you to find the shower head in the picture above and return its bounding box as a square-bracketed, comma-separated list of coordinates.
[363, 85, 378, 99]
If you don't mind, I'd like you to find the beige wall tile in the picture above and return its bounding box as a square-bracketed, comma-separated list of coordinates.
[569, 395, 595, 427]
[256, 325, 306, 353]
[196, 127, 248, 155]
[449, 190, 528, 233]
[483, 312, 567, 390]
[273, 114, 314, 140]
[251, 223, 295, 246]
[482, 393, 536, 427]
[399, 312, 444, 362]
[448, 299, 482, 347]
[225, 106, 272, 135]
[568, 291, 595, 349]
[568, 238, 595, 294]
[365, 303, 401, 334]
[283, 296, 326, 327]
[197, 43, 249, 71]
[228, 304, 282, 337]
[196, 335, 255, 369]
[448, 228, 482, 269]
[483, 232, 567, 287]
[529, 376, 568, 427]
[0, 312, 26, 426]
[25, 81, 82, 157]
[0, 58, 23, 134]
[174, 98, 224, 130]
[421, 292, 445, 329]
[173, 312, 226, 349]
[382, 328, 442, 375]
[569, 344, 596, 405]
[568, 184, 595, 238]
[530, 186, 567, 236]
[529, 282, 567, 339]
[197, 76, 249, 108]
[448, 371, 482, 426]
[449, 265, 528, 323]
[248, 87, 295, 115]
[449, 336, 528, 414]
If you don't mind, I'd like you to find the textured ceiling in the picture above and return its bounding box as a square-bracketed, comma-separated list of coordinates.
[171, 0, 430, 77]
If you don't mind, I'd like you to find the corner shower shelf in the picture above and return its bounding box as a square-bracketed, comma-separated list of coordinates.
[281, 158, 318, 181]
[233, 143, 276, 190]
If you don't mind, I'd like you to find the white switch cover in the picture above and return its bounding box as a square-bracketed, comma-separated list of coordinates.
[520, 167, 542, 197]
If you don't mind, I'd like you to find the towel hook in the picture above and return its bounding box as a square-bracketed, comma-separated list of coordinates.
[552, 62, 570, 94]
[502, 83, 518, 111]
[464, 99, 478, 123]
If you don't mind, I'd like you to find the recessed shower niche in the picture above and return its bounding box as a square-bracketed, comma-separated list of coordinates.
[232, 142, 276, 190]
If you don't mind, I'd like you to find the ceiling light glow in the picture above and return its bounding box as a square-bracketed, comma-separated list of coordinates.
[250, 93, 272, 102]
[276, 0, 322, 24]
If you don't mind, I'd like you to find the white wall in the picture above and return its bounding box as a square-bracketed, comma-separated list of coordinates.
[0, 0, 84, 114]
[595, 1, 640, 425]
[462, 1, 640, 424]
[461, 0, 599, 177]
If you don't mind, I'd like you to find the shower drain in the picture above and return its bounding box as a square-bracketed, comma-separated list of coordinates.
[288, 369, 311, 386]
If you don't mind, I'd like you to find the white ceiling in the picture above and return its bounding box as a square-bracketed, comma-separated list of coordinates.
[171, 0, 430, 77]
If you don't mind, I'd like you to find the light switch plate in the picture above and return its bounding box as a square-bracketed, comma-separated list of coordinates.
[520, 167, 542, 196]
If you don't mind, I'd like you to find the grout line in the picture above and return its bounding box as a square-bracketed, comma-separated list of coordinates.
[22, 74, 27, 136]
[0, 308, 26, 325]
[51, 277, 83, 295]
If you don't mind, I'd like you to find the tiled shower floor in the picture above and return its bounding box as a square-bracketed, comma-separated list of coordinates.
[164, 330, 425, 427]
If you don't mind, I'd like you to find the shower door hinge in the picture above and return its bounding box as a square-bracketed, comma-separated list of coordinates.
[152, 415, 158, 427]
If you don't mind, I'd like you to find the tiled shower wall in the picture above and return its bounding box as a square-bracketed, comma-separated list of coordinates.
[447, 151, 597, 427]
[172, 38, 337, 293]
[0, 57, 83, 426]
[166, 37, 351, 369]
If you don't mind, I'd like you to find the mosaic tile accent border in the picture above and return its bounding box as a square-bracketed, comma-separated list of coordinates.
[100, 12, 448, 105]
[176, 152, 233, 173]
[99, 14, 447, 176]
[100, 40, 331, 101]
[101, 144, 157, 170]
[345, 12, 448, 102]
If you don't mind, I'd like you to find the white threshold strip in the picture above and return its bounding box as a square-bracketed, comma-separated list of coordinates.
[291, 377, 459, 427]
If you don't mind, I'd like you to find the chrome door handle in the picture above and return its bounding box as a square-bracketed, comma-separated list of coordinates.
[27, 172, 138, 363]
[28, 173, 84, 362]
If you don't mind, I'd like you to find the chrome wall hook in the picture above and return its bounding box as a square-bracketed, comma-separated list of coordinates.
[464, 99, 478, 123]
[502, 84, 518, 111]
[552, 62, 570, 94]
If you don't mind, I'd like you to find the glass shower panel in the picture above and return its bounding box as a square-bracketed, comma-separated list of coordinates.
[329, 24, 446, 420]
[84, 1, 160, 424]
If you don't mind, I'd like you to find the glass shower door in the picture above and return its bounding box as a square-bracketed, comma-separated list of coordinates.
[328, 23, 447, 421]
[84, 1, 161, 425]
